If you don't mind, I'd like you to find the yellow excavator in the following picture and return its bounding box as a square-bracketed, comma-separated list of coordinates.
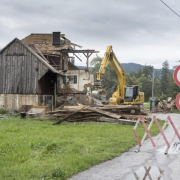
[92, 46, 144, 105]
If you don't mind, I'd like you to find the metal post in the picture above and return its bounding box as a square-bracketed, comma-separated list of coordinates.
[87, 52, 89, 71]
[152, 66, 154, 100]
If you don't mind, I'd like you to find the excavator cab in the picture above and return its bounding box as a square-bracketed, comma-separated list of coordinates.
[124, 85, 139, 102]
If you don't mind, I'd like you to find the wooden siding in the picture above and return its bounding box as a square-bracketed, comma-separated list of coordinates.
[0, 39, 48, 94]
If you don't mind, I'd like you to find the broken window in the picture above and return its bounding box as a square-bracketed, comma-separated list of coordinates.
[62, 75, 77, 84]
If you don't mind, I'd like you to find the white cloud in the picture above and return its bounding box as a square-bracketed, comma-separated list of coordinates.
[1, 0, 180, 69]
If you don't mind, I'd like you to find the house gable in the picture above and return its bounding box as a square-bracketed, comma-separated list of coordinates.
[0, 38, 50, 94]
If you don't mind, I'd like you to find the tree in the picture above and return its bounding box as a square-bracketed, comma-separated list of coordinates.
[135, 68, 143, 78]
[138, 76, 152, 101]
[126, 74, 138, 86]
[90, 55, 102, 76]
[161, 60, 170, 95]
[169, 73, 180, 99]
[143, 66, 153, 78]
[90, 56, 118, 98]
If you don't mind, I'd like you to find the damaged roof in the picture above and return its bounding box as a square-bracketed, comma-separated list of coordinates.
[21, 33, 82, 55]
[0, 38, 64, 75]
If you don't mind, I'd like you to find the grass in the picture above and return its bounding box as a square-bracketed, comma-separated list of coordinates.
[171, 109, 180, 114]
[143, 102, 150, 109]
[0, 117, 164, 179]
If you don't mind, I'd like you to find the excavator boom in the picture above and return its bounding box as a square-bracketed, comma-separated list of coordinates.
[92, 46, 144, 105]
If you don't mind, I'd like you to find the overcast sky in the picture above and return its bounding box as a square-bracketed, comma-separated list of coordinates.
[1, 0, 180, 69]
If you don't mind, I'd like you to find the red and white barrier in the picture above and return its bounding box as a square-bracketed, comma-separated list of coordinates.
[133, 166, 164, 180]
[133, 116, 180, 154]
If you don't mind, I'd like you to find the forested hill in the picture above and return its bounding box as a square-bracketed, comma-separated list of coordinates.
[78, 63, 173, 75]
[121, 63, 145, 73]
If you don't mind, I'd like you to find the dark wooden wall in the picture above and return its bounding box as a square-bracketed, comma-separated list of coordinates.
[0, 39, 49, 94]
[38, 71, 56, 95]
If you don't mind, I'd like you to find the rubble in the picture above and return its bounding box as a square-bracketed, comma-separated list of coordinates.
[153, 97, 176, 113]
[45, 104, 149, 125]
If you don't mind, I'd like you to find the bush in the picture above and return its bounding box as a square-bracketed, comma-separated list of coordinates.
[159, 94, 168, 101]
[0, 108, 7, 114]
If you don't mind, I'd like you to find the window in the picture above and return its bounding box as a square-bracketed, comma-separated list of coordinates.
[63, 76, 66, 83]
[125, 87, 133, 97]
[62, 75, 77, 84]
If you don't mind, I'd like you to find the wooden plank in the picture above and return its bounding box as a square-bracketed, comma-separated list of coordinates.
[52, 114, 67, 117]
[53, 107, 84, 125]
[83, 105, 121, 119]
[47, 109, 93, 114]
[96, 105, 140, 110]
[63, 106, 82, 109]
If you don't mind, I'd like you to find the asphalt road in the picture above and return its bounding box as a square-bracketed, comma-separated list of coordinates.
[69, 113, 180, 180]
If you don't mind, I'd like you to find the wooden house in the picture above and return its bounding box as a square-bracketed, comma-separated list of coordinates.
[0, 32, 98, 109]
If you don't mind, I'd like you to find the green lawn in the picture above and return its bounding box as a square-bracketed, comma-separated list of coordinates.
[0, 117, 164, 179]
[171, 109, 180, 114]
[143, 102, 150, 109]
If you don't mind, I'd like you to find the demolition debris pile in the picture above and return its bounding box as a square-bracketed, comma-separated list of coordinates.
[154, 97, 175, 113]
[46, 104, 150, 125]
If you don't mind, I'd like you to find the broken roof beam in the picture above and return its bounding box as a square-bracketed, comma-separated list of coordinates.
[59, 49, 99, 53]
[60, 49, 99, 71]
[73, 53, 82, 62]
[70, 42, 82, 48]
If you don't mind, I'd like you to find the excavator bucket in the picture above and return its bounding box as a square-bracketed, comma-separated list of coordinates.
[90, 89, 109, 105]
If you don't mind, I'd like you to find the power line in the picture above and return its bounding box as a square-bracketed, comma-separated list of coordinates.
[160, 0, 180, 18]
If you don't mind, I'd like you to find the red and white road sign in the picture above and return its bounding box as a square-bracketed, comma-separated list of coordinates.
[176, 93, 180, 111]
[174, 65, 180, 86]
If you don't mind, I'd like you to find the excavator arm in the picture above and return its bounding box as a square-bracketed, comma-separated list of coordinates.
[94, 46, 126, 103]
[93, 45, 144, 105]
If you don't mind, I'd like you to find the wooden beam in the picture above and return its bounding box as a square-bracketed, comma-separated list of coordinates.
[83, 53, 87, 58]
[59, 54, 62, 70]
[60, 49, 99, 53]
[53, 106, 84, 125]
[49, 57, 57, 66]
[88, 53, 92, 58]
[82, 52, 93, 71]
[43, 53, 60, 57]
[73, 53, 82, 62]
[83, 53, 93, 58]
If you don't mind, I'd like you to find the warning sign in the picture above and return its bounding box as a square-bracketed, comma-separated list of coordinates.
[176, 93, 180, 111]
[173, 65, 180, 87]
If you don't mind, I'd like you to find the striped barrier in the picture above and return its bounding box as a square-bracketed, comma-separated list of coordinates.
[133, 116, 180, 154]
[133, 166, 164, 180]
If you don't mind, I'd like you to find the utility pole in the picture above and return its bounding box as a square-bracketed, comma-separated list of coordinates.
[152, 66, 154, 100]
